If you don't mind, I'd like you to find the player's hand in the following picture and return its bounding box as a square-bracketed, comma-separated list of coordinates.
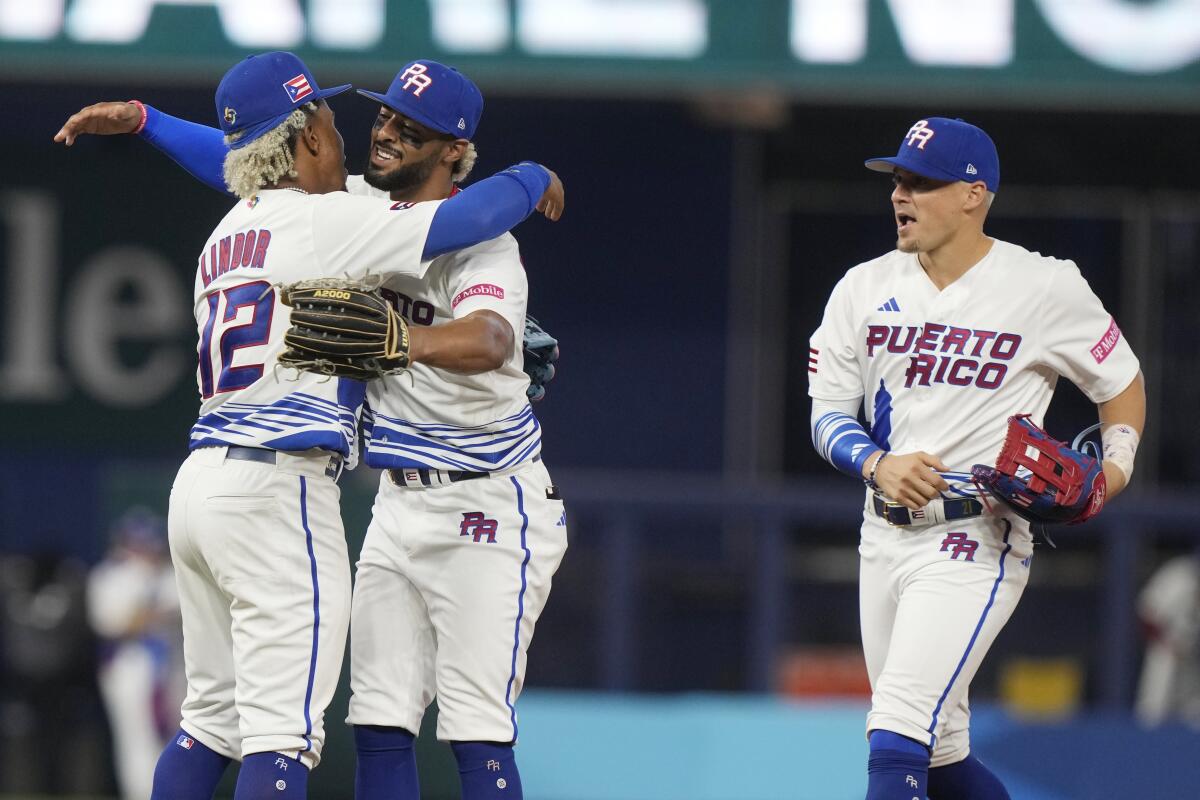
[873, 451, 950, 510]
[535, 168, 564, 221]
[54, 101, 141, 146]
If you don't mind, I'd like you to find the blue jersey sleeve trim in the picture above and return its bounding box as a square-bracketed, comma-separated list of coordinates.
[139, 105, 232, 196]
[423, 163, 550, 260]
[813, 410, 882, 479]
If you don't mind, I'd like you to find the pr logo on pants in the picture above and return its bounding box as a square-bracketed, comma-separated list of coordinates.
[460, 511, 499, 543]
[940, 531, 979, 561]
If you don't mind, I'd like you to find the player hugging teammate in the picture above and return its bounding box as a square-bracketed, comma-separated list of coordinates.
[809, 117, 1145, 800]
[57, 52, 566, 800]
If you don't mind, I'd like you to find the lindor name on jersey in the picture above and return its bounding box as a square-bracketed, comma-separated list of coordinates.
[866, 323, 1021, 390]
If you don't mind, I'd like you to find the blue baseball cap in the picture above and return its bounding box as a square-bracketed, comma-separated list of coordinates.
[357, 60, 483, 139]
[865, 117, 1000, 193]
[216, 51, 352, 150]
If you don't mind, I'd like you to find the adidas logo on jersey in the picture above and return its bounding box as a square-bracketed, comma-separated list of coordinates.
[877, 297, 900, 312]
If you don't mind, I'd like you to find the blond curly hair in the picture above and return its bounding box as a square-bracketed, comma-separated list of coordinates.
[452, 141, 478, 184]
[222, 102, 317, 200]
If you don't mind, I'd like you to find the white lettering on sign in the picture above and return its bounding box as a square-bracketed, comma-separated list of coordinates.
[1, 0, 1195, 75]
[1033, 0, 1200, 74]
[791, 0, 1013, 66]
[430, 0, 509, 53]
[0, 191, 189, 408]
[310, 0, 383, 49]
[65, 0, 304, 47]
[0, 0, 63, 39]
[0, 193, 67, 401]
[517, 0, 707, 57]
[66, 246, 188, 407]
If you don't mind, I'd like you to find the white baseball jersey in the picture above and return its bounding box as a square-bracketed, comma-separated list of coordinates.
[345, 175, 538, 472]
[169, 188, 442, 770]
[809, 238, 1139, 766]
[340, 176, 565, 744]
[188, 188, 442, 465]
[809, 238, 1140, 469]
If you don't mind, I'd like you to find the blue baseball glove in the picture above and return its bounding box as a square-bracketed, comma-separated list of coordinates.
[523, 315, 559, 403]
[971, 415, 1106, 526]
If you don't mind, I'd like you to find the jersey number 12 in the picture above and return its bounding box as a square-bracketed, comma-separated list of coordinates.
[198, 281, 274, 399]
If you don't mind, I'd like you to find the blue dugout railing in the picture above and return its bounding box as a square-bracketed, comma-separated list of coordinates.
[551, 469, 1194, 709]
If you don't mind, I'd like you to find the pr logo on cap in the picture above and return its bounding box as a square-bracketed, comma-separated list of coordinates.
[400, 63, 433, 97]
[905, 120, 935, 150]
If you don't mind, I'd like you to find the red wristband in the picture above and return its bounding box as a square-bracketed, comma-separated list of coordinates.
[127, 100, 147, 135]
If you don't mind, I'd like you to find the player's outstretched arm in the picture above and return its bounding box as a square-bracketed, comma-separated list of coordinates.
[1096, 371, 1146, 498]
[423, 162, 562, 260]
[54, 101, 231, 196]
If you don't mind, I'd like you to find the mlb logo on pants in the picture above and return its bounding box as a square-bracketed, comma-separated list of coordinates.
[176, 735, 195, 750]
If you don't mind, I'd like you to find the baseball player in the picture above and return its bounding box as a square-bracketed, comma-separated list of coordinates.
[87, 508, 183, 800]
[808, 117, 1145, 800]
[1135, 550, 1200, 727]
[57, 51, 563, 800]
[343, 64, 567, 800]
[58, 60, 566, 800]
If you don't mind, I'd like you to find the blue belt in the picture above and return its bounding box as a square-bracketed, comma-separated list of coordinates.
[871, 494, 983, 526]
[225, 446, 343, 480]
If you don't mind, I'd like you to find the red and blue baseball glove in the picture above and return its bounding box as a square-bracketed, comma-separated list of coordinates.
[972, 415, 1106, 526]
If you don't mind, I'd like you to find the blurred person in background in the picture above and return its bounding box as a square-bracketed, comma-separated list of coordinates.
[1135, 548, 1200, 727]
[0, 549, 97, 793]
[87, 507, 184, 800]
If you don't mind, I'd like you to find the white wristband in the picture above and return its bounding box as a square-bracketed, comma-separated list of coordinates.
[1102, 423, 1140, 483]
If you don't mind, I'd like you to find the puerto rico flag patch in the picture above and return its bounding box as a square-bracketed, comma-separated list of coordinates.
[283, 73, 313, 103]
[453, 283, 505, 308]
[390, 201, 415, 211]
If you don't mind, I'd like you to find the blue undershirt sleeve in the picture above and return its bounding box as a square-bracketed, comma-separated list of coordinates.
[423, 162, 550, 260]
[811, 396, 882, 479]
[139, 105, 231, 196]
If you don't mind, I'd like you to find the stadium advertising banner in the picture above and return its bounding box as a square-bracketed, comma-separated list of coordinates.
[1, 0, 1198, 108]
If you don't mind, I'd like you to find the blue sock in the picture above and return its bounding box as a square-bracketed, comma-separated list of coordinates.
[866, 729, 930, 800]
[451, 741, 523, 800]
[151, 729, 232, 800]
[928, 754, 1011, 799]
[234, 752, 309, 800]
[354, 725, 420, 800]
